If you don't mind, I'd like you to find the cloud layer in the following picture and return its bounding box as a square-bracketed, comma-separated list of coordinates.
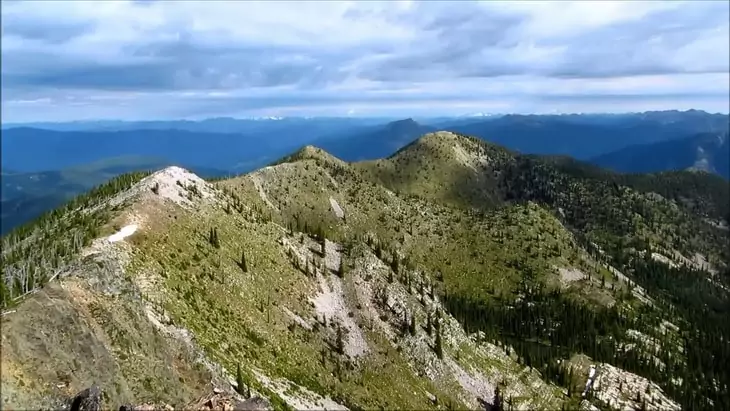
[2, 0, 728, 121]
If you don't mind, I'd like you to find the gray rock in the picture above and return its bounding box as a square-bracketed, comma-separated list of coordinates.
[69, 385, 102, 411]
[235, 396, 273, 411]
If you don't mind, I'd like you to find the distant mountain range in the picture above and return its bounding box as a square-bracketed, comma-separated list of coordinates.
[442, 111, 729, 159]
[591, 132, 729, 178]
[2, 110, 727, 232]
[0, 117, 390, 134]
[312, 118, 437, 161]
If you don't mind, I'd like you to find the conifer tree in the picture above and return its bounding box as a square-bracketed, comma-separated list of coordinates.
[239, 250, 248, 273]
[435, 325, 444, 359]
[336, 324, 345, 355]
[337, 256, 345, 278]
[493, 386, 503, 411]
[409, 311, 417, 336]
[209, 227, 220, 248]
[236, 363, 246, 397]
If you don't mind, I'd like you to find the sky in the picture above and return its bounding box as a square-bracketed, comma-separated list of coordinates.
[2, 0, 729, 122]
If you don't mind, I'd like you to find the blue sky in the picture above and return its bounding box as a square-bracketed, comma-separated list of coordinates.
[2, 0, 728, 122]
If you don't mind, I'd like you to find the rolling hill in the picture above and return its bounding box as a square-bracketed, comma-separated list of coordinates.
[1, 131, 728, 411]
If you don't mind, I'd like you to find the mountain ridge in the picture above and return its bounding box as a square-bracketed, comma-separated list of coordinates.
[591, 132, 730, 178]
[2, 131, 728, 410]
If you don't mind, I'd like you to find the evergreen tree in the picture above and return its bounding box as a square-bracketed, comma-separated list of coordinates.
[335, 324, 345, 355]
[337, 257, 346, 278]
[239, 250, 248, 273]
[209, 227, 220, 248]
[236, 363, 247, 397]
[435, 326, 444, 359]
[409, 312, 417, 336]
[492, 386, 503, 411]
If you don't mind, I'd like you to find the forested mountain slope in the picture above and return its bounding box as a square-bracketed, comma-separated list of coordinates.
[2, 132, 727, 411]
[591, 132, 730, 178]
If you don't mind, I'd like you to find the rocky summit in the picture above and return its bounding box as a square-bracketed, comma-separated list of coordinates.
[2, 132, 728, 410]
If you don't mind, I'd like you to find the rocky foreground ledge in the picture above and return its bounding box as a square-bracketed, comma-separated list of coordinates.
[66, 385, 272, 411]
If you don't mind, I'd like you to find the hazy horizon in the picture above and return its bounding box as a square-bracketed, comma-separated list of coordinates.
[3, 108, 729, 127]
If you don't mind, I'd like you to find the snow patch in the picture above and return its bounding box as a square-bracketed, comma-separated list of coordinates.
[108, 224, 138, 243]
[329, 197, 345, 219]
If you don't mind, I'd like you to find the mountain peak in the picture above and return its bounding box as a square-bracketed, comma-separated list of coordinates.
[275, 144, 348, 167]
[104, 165, 219, 211]
[385, 118, 420, 132]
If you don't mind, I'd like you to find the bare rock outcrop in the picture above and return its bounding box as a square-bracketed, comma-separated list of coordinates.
[69, 385, 102, 411]
[67, 386, 272, 411]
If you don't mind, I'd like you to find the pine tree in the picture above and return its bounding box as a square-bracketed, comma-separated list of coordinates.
[239, 250, 248, 273]
[337, 256, 345, 278]
[435, 326, 444, 359]
[409, 312, 417, 336]
[567, 367, 574, 397]
[209, 227, 220, 248]
[236, 363, 246, 397]
[493, 386, 503, 411]
[336, 324, 345, 355]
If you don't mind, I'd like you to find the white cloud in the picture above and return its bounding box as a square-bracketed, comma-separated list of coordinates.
[1, 0, 728, 121]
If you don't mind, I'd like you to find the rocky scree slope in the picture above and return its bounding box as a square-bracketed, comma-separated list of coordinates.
[2, 131, 728, 410]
